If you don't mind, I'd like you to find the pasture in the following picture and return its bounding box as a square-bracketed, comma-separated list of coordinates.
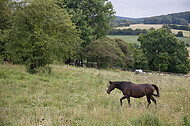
[108, 35, 140, 44]
[0, 63, 189, 125]
[115, 24, 163, 30]
[115, 24, 190, 37]
[108, 35, 190, 46]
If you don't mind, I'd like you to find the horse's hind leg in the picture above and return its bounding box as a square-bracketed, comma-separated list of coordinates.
[150, 95, 157, 106]
[146, 95, 151, 108]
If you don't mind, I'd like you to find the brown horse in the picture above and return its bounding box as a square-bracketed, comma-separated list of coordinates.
[107, 81, 159, 108]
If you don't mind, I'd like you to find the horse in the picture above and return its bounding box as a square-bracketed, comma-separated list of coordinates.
[107, 81, 159, 108]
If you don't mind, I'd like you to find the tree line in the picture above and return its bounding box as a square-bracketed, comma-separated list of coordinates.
[143, 11, 190, 25]
[112, 11, 190, 26]
[0, 0, 189, 74]
[167, 24, 190, 31]
[109, 28, 148, 35]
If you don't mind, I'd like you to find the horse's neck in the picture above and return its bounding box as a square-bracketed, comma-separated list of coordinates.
[116, 84, 125, 92]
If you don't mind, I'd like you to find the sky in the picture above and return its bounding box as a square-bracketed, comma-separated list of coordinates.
[108, 0, 190, 18]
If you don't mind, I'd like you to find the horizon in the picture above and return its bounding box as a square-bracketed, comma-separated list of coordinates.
[115, 10, 190, 19]
[109, 0, 190, 18]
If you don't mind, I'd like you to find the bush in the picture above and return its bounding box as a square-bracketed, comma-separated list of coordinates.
[86, 37, 134, 68]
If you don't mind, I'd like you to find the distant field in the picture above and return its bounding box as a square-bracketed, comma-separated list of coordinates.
[108, 35, 190, 45]
[116, 24, 163, 30]
[115, 24, 190, 37]
[177, 37, 190, 45]
[171, 29, 190, 37]
[108, 35, 140, 44]
[109, 24, 190, 45]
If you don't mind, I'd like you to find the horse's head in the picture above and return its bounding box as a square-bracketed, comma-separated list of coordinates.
[107, 81, 116, 94]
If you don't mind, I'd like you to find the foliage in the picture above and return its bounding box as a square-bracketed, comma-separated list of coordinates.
[114, 11, 190, 27]
[109, 28, 147, 35]
[112, 19, 131, 27]
[162, 24, 172, 33]
[175, 31, 184, 37]
[132, 48, 149, 70]
[60, 0, 115, 46]
[138, 29, 190, 73]
[143, 14, 189, 25]
[86, 37, 134, 68]
[5, 0, 81, 73]
[0, 0, 12, 61]
[114, 38, 134, 67]
[0, 0, 11, 30]
[168, 24, 190, 31]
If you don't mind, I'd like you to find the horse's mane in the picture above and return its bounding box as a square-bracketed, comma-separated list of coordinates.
[114, 81, 133, 85]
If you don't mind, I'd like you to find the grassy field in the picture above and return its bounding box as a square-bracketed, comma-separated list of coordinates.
[115, 24, 163, 30]
[0, 63, 189, 125]
[108, 35, 140, 44]
[115, 24, 190, 37]
[108, 35, 190, 46]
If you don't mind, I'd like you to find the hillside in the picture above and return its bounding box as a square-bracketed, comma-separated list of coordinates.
[0, 63, 189, 125]
[115, 11, 190, 25]
[116, 16, 143, 21]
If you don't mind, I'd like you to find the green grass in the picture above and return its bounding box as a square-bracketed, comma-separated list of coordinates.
[177, 37, 190, 45]
[0, 63, 190, 125]
[108, 35, 140, 44]
[114, 24, 190, 44]
[108, 35, 190, 46]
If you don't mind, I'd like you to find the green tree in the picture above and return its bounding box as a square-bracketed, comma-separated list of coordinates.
[175, 31, 183, 37]
[86, 37, 133, 68]
[6, 0, 81, 73]
[0, 0, 12, 61]
[57, 0, 115, 65]
[133, 48, 149, 70]
[138, 29, 190, 73]
[114, 39, 134, 67]
[60, 0, 115, 45]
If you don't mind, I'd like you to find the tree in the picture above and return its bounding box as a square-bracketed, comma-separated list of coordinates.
[86, 37, 134, 68]
[138, 29, 190, 73]
[0, 0, 12, 61]
[60, 0, 115, 46]
[114, 39, 134, 68]
[57, 0, 115, 65]
[132, 48, 149, 70]
[175, 31, 183, 37]
[6, 0, 81, 73]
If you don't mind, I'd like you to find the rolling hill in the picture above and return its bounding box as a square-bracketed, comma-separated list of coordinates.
[115, 11, 190, 25]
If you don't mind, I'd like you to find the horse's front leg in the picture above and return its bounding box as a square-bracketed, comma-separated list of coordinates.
[120, 95, 130, 106]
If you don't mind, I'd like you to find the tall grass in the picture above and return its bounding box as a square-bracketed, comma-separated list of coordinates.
[0, 63, 189, 125]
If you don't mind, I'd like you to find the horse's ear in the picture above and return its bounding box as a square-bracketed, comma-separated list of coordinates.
[109, 81, 112, 84]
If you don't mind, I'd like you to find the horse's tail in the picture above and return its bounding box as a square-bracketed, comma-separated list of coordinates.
[152, 84, 160, 97]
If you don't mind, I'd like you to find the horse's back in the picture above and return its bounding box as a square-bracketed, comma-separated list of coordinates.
[129, 84, 155, 97]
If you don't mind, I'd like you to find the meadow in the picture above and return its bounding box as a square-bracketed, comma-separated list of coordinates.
[0, 63, 189, 125]
[115, 24, 190, 37]
[108, 35, 140, 44]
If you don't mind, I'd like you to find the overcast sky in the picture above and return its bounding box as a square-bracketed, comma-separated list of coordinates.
[108, 0, 190, 18]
